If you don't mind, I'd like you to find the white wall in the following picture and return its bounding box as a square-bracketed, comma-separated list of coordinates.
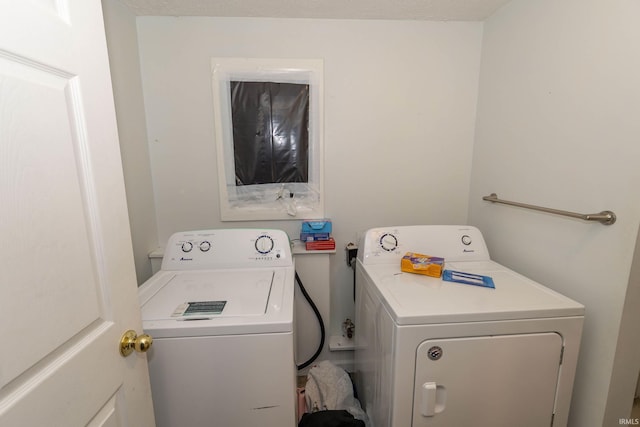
[136, 17, 483, 341]
[468, 0, 640, 425]
[102, 0, 159, 284]
[607, 228, 640, 422]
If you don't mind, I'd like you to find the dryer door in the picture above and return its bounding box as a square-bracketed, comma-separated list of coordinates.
[413, 333, 562, 427]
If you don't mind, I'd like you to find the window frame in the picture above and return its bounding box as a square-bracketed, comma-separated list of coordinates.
[211, 58, 324, 221]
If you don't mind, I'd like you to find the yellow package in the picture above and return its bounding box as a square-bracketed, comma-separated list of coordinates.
[401, 252, 445, 278]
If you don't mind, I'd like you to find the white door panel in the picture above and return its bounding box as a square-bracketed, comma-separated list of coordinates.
[0, 1, 154, 425]
[413, 333, 562, 427]
[0, 54, 102, 389]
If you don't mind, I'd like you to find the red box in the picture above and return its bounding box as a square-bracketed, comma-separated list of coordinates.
[305, 238, 335, 251]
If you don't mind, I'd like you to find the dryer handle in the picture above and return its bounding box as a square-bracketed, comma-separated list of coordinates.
[420, 382, 446, 417]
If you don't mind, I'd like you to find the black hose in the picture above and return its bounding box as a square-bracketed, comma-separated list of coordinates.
[296, 271, 326, 370]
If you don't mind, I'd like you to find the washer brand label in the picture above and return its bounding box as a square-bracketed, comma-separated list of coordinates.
[180, 257, 193, 261]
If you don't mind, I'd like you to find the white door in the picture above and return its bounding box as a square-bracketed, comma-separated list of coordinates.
[0, 1, 155, 426]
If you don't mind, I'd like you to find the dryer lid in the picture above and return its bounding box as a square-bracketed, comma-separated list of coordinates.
[360, 260, 585, 325]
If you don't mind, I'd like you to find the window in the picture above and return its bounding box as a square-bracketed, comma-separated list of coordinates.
[211, 58, 324, 221]
[231, 81, 309, 185]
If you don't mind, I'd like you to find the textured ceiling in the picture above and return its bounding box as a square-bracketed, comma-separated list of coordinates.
[119, 0, 511, 21]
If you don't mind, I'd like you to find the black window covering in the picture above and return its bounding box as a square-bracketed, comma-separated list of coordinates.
[230, 81, 309, 186]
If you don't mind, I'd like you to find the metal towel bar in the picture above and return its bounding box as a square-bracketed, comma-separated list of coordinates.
[482, 193, 616, 225]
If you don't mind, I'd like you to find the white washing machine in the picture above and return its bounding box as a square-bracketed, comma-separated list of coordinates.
[354, 225, 584, 427]
[139, 229, 296, 427]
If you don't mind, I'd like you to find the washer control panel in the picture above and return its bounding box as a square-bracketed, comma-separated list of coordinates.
[358, 225, 490, 265]
[161, 229, 292, 270]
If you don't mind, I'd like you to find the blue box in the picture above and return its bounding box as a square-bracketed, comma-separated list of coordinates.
[301, 219, 332, 234]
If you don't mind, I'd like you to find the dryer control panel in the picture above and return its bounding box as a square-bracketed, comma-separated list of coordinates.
[358, 225, 490, 265]
[161, 229, 292, 270]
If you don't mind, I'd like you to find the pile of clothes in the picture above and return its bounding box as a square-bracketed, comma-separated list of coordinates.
[297, 361, 369, 427]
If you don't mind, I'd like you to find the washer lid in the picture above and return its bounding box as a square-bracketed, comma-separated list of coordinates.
[142, 270, 274, 320]
[360, 260, 584, 325]
[139, 268, 294, 337]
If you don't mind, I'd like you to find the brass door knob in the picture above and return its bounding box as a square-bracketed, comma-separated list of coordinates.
[120, 329, 153, 357]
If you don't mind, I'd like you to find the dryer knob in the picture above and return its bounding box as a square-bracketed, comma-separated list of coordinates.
[380, 233, 398, 252]
[181, 242, 193, 252]
[199, 241, 211, 252]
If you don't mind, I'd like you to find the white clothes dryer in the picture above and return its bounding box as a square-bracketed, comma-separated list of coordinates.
[139, 229, 296, 427]
[354, 225, 584, 427]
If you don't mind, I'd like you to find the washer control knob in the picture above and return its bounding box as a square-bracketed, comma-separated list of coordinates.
[255, 235, 274, 254]
[181, 241, 193, 253]
[461, 235, 472, 246]
[199, 241, 211, 252]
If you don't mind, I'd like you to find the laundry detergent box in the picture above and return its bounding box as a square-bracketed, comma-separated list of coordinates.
[401, 252, 445, 278]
